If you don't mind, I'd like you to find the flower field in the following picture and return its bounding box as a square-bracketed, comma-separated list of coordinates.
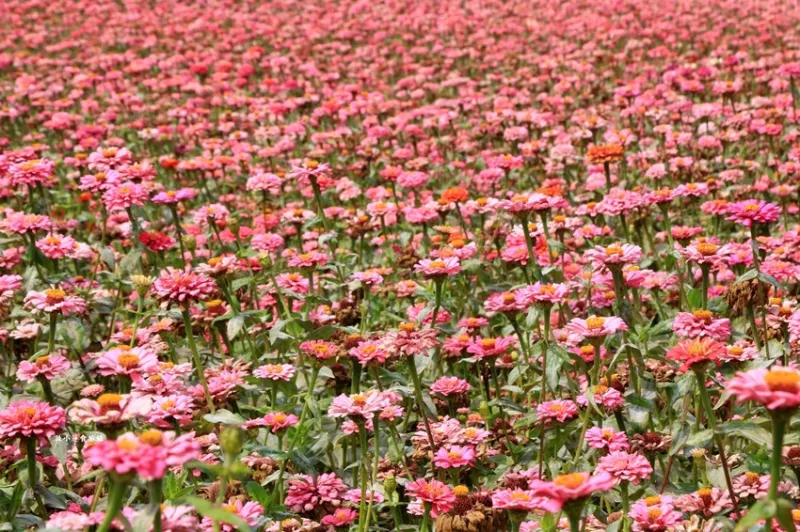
[2, 0, 800, 530]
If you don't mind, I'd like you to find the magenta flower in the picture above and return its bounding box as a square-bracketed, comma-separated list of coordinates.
[725, 199, 781, 227]
[153, 268, 217, 304]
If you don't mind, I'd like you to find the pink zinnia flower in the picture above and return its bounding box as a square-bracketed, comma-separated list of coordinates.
[726, 200, 781, 227]
[285, 473, 348, 513]
[69, 393, 151, 426]
[321, 508, 358, 528]
[585, 427, 630, 452]
[536, 400, 579, 423]
[253, 363, 296, 381]
[596, 451, 653, 484]
[732, 472, 770, 499]
[491, 488, 561, 513]
[431, 376, 471, 396]
[673, 310, 731, 341]
[102, 181, 149, 211]
[153, 268, 217, 303]
[85, 429, 200, 480]
[405, 478, 455, 517]
[528, 471, 616, 511]
[16, 354, 71, 382]
[566, 316, 627, 340]
[433, 445, 476, 469]
[585, 244, 643, 268]
[199, 499, 262, 532]
[727, 367, 800, 410]
[328, 391, 389, 419]
[348, 340, 389, 366]
[414, 257, 462, 277]
[244, 412, 299, 433]
[630, 495, 683, 532]
[24, 287, 87, 316]
[665, 338, 726, 372]
[466, 336, 516, 359]
[95, 346, 159, 379]
[0, 400, 66, 444]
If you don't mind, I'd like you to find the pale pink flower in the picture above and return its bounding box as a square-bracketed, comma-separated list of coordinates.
[491, 488, 561, 513]
[528, 472, 616, 510]
[727, 367, 800, 410]
[430, 376, 471, 396]
[566, 316, 628, 339]
[24, 287, 87, 316]
[536, 400, 579, 423]
[585, 427, 630, 452]
[253, 363, 296, 381]
[414, 257, 462, 277]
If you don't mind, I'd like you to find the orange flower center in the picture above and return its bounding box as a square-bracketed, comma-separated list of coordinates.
[429, 260, 446, 269]
[764, 369, 800, 394]
[139, 429, 163, 446]
[117, 354, 141, 369]
[45, 288, 66, 302]
[352, 395, 367, 407]
[696, 243, 719, 256]
[554, 473, 586, 489]
[97, 393, 123, 410]
[273, 412, 287, 423]
[644, 496, 662, 506]
[399, 322, 416, 332]
[692, 310, 713, 321]
[35, 356, 50, 366]
[454, 485, 470, 497]
[605, 245, 623, 256]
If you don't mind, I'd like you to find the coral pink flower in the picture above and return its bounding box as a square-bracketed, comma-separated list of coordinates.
[348, 340, 389, 366]
[727, 367, 800, 410]
[16, 354, 71, 382]
[491, 488, 561, 513]
[519, 282, 570, 306]
[433, 445, 476, 469]
[321, 508, 358, 528]
[0, 400, 66, 444]
[405, 478, 455, 517]
[665, 338, 726, 372]
[153, 268, 217, 303]
[24, 288, 87, 316]
[102, 181, 149, 211]
[300, 340, 339, 361]
[596, 451, 653, 484]
[566, 316, 628, 340]
[528, 471, 616, 511]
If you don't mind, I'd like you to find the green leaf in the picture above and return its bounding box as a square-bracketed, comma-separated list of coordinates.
[133, 505, 157, 532]
[668, 424, 690, 457]
[227, 315, 245, 340]
[734, 499, 774, 532]
[118, 245, 143, 276]
[246, 481, 270, 508]
[185, 496, 252, 532]
[776, 499, 797, 532]
[203, 409, 245, 425]
[307, 325, 337, 340]
[716, 421, 772, 447]
[686, 429, 713, 448]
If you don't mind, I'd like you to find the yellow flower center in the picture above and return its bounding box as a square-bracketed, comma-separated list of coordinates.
[605, 245, 624, 256]
[586, 316, 605, 329]
[454, 485, 469, 497]
[429, 260, 446, 269]
[644, 496, 662, 506]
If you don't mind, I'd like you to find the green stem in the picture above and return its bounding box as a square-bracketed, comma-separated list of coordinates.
[181, 308, 215, 413]
[96, 477, 128, 532]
